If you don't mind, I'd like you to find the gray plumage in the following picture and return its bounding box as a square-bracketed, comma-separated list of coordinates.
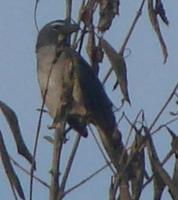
[36, 20, 117, 137]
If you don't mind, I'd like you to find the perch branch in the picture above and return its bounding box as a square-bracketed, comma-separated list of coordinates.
[49, 121, 66, 200]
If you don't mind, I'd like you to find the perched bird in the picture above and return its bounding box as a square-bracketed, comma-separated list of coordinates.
[36, 19, 118, 140]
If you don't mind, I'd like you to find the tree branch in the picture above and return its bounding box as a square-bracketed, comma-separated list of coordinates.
[64, 163, 109, 196]
[102, 0, 146, 85]
[49, 121, 66, 200]
[58, 134, 81, 199]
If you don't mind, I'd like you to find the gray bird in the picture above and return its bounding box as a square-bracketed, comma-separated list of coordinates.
[36, 20, 118, 139]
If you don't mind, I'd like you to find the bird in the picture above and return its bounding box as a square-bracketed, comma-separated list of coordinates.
[36, 19, 119, 141]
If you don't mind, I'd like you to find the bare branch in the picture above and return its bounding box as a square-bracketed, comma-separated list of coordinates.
[58, 134, 81, 199]
[102, 0, 146, 85]
[11, 157, 49, 188]
[30, 55, 59, 200]
[89, 125, 116, 174]
[148, 82, 178, 132]
[34, 0, 40, 31]
[66, 0, 72, 20]
[64, 163, 109, 196]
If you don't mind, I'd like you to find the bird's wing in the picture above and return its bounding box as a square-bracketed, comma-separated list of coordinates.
[64, 48, 116, 134]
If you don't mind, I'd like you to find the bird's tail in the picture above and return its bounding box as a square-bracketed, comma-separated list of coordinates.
[96, 124, 125, 171]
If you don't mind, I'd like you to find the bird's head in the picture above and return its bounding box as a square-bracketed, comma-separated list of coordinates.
[36, 19, 79, 50]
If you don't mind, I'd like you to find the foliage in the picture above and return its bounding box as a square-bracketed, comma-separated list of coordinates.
[1, 1, 178, 200]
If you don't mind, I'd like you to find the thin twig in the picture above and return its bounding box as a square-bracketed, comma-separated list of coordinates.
[120, 0, 146, 55]
[142, 150, 173, 189]
[66, 0, 72, 21]
[66, 0, 72, 45]
[29, 91, 47, 200]
[151, 117, 178, 136]
[124, 109, 144, 147]
[108, 111, 144, 199]
[58, 134, 81, 199]
[10, 157, 49, 188]
[89, 125, 116, 174]
[134, 83, 178, 156]
[9, 179, 18, 200]
[63, 163, 109, 196]
[30, 60, 57, 200]
[72, 0, 86, 46]
[102, 0, 146, 85]
[118, 81, 178, 191]
[148, 82, 178, 132]
[78, 25, 87, 53]
[34, 0, 40, 32]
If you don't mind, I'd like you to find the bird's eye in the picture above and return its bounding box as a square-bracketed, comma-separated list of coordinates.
[52, 25, 60, 31]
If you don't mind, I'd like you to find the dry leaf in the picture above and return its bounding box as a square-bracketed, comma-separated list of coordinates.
[166, 127, 178, 157]
[172, 158, 178, 191]
[0, 101, 34, 167]
[168, 123, 178, 191]
[130, 133, 145, 200]
[86, 26, 103, 74]
[171, 138, 178, 158]
[98, 0, 120, 32]
[151, 159, 177, 200]
[80, 0, 97, 26]
[0, 131, 25, 200]
[100, 38, 131, 104]
[148, 0, 168, 63]
[44, 135, 54, 144]
[144, 128, 167, 200]
[155, 0, 169, 25]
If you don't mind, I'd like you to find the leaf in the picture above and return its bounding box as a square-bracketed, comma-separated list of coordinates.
[145, 127, 172, 200]
[168, 127, 178, 194]
[0, 101, 34, 168]
[155, 0, 169, 25]
[151, 158, 178, 200]
[148, 0, 168, 63]
[172, 138, 178, 158]
[172, 158, 178, 192]
[80, 0, 97, 26]
[166, 126, 178, 157]
[86, 26, 103, 75]
[130, 133, 145, 200]
[100, 38, 131, 104]
[44, 135, 54, 144]
[98, 0, 120, 32]
[0, 130, 25, 200]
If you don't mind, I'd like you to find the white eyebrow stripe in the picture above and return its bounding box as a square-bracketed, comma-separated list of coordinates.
[50, 21, 64, 26]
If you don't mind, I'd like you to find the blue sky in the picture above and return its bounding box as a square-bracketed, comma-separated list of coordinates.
[0, 1, 178, 199]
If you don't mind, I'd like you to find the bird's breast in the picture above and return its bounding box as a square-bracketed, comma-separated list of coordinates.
[36, 45, 78, 118]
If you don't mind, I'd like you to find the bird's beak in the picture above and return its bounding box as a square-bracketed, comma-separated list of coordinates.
[59, 22, 80, 35]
